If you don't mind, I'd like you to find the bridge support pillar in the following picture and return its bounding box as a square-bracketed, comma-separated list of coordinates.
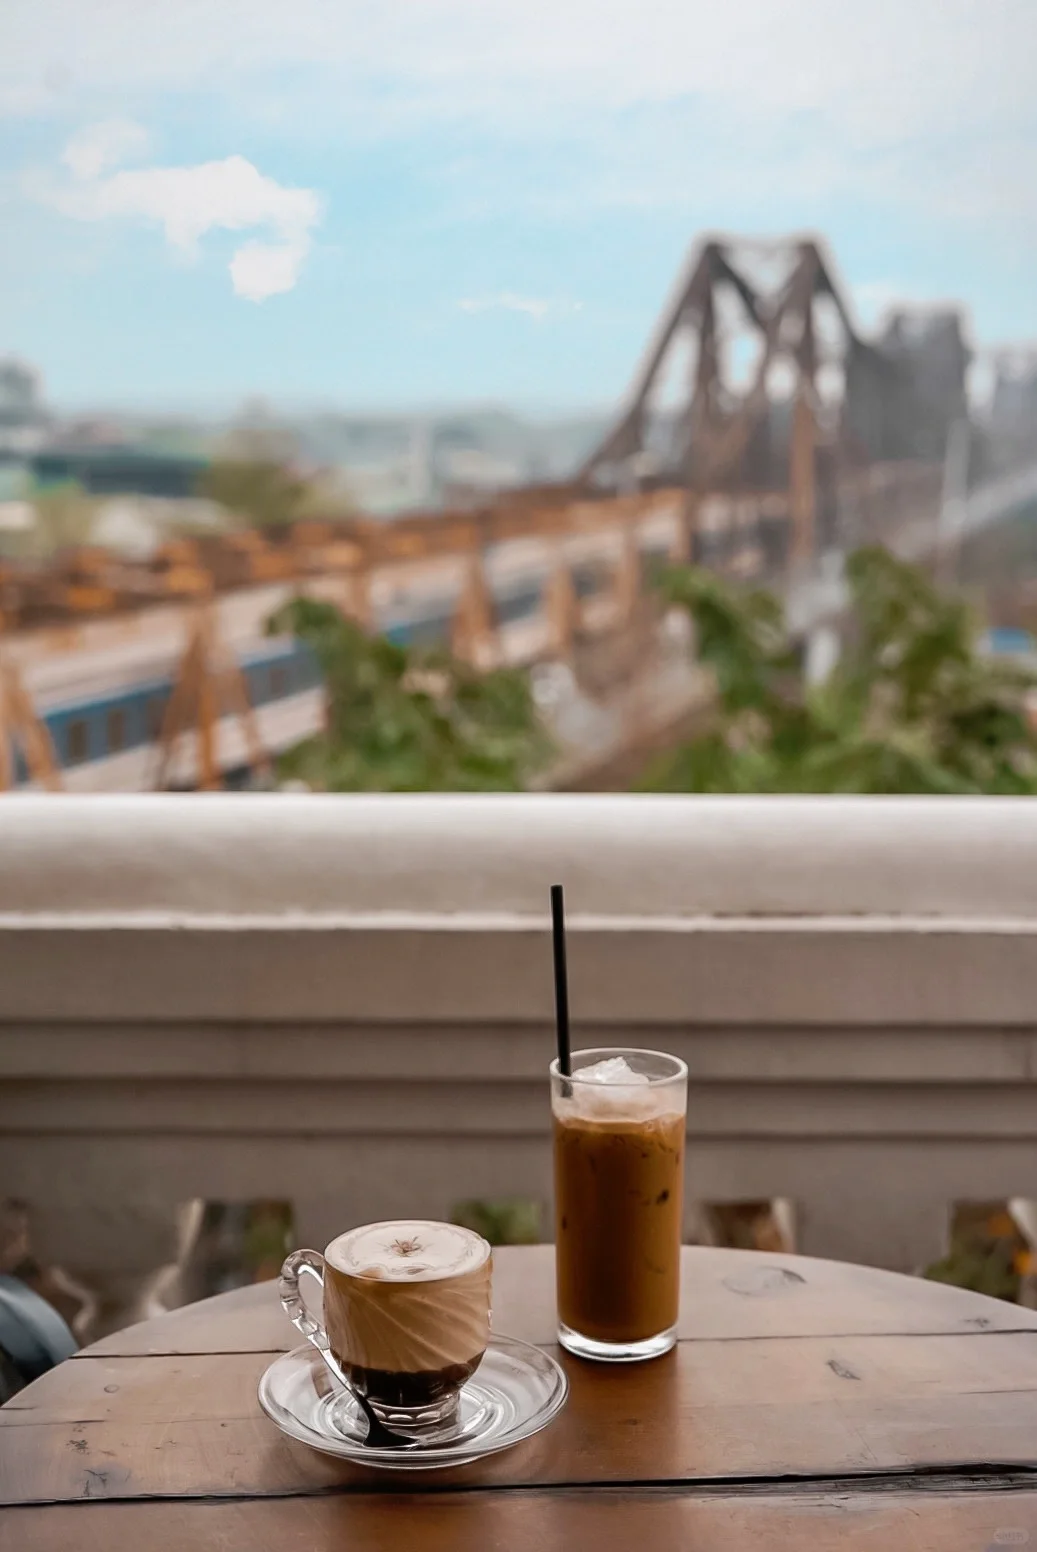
[155, 598, 272, 791]
[545, 553, 580, 661]
[670, 492, 698, 565]
[0, 659, 62, 792]
[342, 567, 373, 631]
[789, 314, 818, 569]
[613, 523, 642, 623]
[450, 551, 497, 669]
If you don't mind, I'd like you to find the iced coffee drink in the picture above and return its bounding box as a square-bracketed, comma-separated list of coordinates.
[552, 1049, 687, 1361]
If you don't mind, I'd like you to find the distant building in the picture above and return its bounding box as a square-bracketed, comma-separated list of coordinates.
[89, 494, 228, 557]
[988, 355, 1037, 472]
[57, 416, 134, 450]
[0, 358, 49, 457]
[221, 398, 302, 467]
[31, 447, 211, 499]
[845, 310, 971, 464]
[325, 423, 438, 515]
[296, 410, 601, 516]
[343, 457, 432, 516]
[0, 460, 34, 542]
[438, 445, 527, 506]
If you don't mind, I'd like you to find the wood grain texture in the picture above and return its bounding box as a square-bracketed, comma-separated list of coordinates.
[79, 1245, 1037, 1359]
[5, 1245, 1037, 1552]
[4, 1488, 1037, 1552]
[4, 1333, 1037, 1503]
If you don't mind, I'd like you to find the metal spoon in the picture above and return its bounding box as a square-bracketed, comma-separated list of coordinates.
[352, 1388, 422, 1450]
[310, 1339, 421, 1449]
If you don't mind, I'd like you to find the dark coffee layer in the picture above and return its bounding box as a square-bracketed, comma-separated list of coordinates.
[342, 1353, 483, 1410]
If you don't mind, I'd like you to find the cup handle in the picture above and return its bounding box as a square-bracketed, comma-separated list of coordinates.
[279, 1248, 348, 1388]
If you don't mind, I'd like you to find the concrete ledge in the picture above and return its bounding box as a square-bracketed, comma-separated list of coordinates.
[4, 795, 1037, 1287]
[1, 918, 1037, 1024]
[3, 793, 1037, 918]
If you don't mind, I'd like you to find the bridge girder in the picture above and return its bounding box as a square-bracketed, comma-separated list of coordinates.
[579, 235, 860, 500]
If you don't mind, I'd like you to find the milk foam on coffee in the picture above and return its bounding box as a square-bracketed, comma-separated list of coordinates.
[327, 1220, 489, 1282]
[555, 1055, 681, 1123]
[324, 1220, 491, 1376]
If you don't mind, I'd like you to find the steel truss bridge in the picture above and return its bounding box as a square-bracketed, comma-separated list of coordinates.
[2, 235, 1035, 792]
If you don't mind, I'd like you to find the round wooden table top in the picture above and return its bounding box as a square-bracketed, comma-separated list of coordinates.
[3, 1244, 1037, 1551]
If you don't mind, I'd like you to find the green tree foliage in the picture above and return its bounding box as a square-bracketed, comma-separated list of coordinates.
[923, 1207, 1026, 1303]
[452, 1199, 542, 1246]
[924, 1237, 1021, 1303]
[643, 546, 1037, 795]
[198, 459, 307, 529]
[267, 597, 552, 791]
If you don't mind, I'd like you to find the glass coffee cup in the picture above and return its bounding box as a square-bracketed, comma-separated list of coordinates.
[280, 1218, 492, 1437]
[552, 1048, 687, 1361]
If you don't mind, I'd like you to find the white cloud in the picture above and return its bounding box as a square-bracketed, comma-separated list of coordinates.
[229, 237, 311, 302]
[36, 125, 322, 300]
[0, 79, 56, 117]
[63, 118, 151, 180]
[458, 293, 582, 323]
[3, 0, 1032, 256]
[1, 0, 1032, 149]
[3, 1, 1035, 307]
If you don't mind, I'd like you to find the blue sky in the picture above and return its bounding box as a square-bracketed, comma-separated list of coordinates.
[1, 0, 1035, 413]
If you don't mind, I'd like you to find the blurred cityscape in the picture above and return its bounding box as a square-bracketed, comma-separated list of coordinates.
[3, 313, 1037, 537]
[0, 361, 610, 531]
[2, 234, 1037, 798]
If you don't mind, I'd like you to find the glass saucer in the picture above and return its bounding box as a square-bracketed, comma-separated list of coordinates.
[257, 1335, 568, 1470]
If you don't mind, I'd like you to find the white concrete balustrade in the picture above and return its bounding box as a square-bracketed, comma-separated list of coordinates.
[2, 794, 1037, 1323]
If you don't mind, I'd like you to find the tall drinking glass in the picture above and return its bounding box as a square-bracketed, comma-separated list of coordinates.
[552, 1047, 687, 1362]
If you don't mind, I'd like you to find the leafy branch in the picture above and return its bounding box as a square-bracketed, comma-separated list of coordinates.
[643, 547, 1037, 795]
[267, 597, 552, 791]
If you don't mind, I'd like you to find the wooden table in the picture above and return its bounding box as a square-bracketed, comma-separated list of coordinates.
[4, 1245, 1037, 1550]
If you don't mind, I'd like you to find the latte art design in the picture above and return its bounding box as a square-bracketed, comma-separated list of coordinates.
[327, 1219, 488, 1283]
[387, 1235, 424, 1261]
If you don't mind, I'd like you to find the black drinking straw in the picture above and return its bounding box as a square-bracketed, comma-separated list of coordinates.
[550, 884, 572, 1090]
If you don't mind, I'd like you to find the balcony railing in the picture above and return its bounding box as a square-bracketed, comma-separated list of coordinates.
[2, 794, 1036, 1331]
